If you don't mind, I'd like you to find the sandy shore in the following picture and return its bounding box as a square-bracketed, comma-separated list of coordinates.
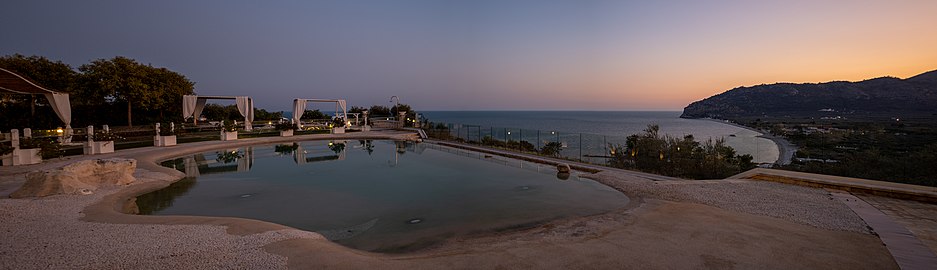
[699, 118, 797, 165]
[0, 131, 899, 269]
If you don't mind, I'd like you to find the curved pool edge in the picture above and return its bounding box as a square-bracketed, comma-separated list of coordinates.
[79, 132, 423, 250]
[81, 130, 643, 259]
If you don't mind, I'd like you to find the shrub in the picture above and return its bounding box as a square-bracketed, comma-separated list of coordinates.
[540, 142, 563, 157]
[18, 137, 62, 159]
[158, 123, 182, 136]
[608, 124, 755, 179]
[0, 142, 13, 156]
[222, 120, 238, 132]
[93, 130, 124, 141]
[275, 121, 297, 131]
[332, 117, 346, 127]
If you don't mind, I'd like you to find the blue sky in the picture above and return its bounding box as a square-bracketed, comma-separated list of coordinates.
[3, 1, 936, 111]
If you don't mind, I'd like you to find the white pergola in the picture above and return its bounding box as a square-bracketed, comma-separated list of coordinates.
[182, 95, 255, 130]
[0, 68, 72, 132]
[292, 98, 347, 128]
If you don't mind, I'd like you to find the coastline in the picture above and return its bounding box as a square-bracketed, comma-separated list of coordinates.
[697, 118, 797, 165]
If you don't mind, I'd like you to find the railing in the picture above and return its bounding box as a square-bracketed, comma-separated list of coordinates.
[422, 122, 629, 165]
[3, 123, 334, 159]
[423, 123, 774, 170]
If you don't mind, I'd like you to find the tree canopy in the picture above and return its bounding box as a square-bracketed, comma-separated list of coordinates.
[0, 54, 195, 129]
[79, 56, 194, 127]
[0, 55, 79, 128]
[609, 124, 756, 179]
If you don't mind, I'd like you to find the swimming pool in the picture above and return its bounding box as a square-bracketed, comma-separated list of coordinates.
[137, 140, 629, 252]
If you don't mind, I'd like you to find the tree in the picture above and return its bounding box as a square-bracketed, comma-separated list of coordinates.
[254, 108, 283, 121]
[0, 54, 79, 129]
[147, 67, 195, 122]
[609, 124, 756, 179]
[0, 54, 78, 93]
[79, 56, 193, 127]
[302, 109, 328, 119]
[390, 103, 412, 115]
[201, 104, 241, 121]
[368, 105, 391, 116]
[348, 106, 367, 114]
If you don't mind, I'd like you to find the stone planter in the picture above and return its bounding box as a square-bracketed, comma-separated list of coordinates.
[280, 130, 294, 137]
[332, 127, 345, 134]
[155, 135, 177, 147]
[221, 131, 238, 141]
[2, 148, 42, 166]
[84, 141, 115, 155]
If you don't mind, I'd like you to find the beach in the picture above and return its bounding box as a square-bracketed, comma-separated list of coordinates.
[700, 118, 797, 165]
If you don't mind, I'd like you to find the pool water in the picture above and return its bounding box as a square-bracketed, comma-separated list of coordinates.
[138, 140, 629, 252]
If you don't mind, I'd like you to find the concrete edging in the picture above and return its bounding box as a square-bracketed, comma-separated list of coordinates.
[732, 168, 937, 204]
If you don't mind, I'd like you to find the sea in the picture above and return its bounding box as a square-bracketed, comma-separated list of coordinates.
[420, 111, 780, 164]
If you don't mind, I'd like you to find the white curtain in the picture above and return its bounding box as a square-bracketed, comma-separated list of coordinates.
[337, 100, 347, 124]
[193, 99, 206, 121]
[43, 93, 72, 130]
[292, 99, 307, 127]
[235, 96, 254, 130]
[182, 95, 198, 118]
[182, 95, 207, 124]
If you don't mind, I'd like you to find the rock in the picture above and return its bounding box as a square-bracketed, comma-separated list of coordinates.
[122, 197, 140, 215]
[10, 158, 136, 198]
[557, 163, 571, 173]
[556, 172, 571, 180]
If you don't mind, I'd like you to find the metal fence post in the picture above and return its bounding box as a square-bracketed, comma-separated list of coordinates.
[537, 130, 541, 149]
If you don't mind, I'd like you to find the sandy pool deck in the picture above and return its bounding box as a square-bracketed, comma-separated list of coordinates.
[0, 131, 918, 269]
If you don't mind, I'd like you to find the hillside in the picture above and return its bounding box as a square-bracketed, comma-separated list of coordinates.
[681, 70, 937, 120]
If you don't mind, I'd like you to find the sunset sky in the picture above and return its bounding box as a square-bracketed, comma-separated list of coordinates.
[3, 1, 936, 111]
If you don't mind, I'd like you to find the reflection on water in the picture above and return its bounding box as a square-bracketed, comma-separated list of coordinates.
[143, 140, 628, 253]
[274, 143, 299, 155]
[136, 177, 198, 215]
[358, 140, 375, 155]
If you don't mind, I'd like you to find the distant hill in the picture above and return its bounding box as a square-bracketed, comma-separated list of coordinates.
[681, 70, 937, 120]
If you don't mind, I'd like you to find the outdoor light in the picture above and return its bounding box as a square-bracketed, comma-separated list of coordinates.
[56, 128, 63, 134]
[507, 131, 511, 135]
[268, 121, 272, 125]
[551, 131, 555, 135]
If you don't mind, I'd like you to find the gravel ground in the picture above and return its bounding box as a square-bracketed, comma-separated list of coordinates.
[584, 172, 871, 233]
[0, 169, 322, 270]
[0, 133, 879, 268]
